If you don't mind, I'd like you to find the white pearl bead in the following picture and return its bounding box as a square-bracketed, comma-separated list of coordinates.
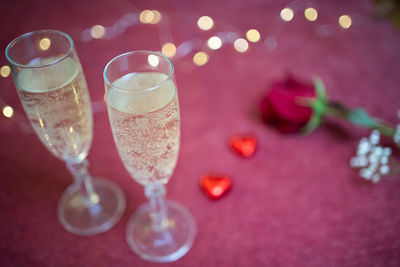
[372, 173, 381, 183]
[358, 138, 370, 155]
[360, 168, 372, 179]
[379, 165, 390, 175]
[368, 153, 378, 164]
[358, 156, 368, 167]
[380, 156, 389, 165]
[372, 146, 383, 157]
[383, 147, 392, 156]
[369, 130, 380, 145]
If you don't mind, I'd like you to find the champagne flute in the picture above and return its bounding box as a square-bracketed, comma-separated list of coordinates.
[6, 30, 126, 235]
[104, 51, 196, 262]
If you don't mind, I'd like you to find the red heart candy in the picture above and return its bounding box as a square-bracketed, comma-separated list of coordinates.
[200, 174, 232, 200]
[229, 135, 257, 158]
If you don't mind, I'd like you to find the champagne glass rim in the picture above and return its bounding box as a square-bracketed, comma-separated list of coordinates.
[103, 50, 174, 94]
[5, 29, 74, 69]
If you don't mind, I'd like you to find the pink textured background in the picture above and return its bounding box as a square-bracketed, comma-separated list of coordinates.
[1, 0, 400, 266]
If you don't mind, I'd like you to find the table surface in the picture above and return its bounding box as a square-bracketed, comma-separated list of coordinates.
[1, 0, 400, 266]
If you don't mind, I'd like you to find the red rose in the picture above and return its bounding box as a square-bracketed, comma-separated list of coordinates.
[259, 76, 316, 133]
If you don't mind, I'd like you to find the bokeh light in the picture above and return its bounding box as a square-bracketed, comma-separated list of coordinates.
[193, 52, 209, 66]
[246, 29, 260, 43]
[91, 25, 106, 39]
[2, 106, 14, 118]
[150, 10, 162, 24]
[140, 9, 154, 24]
[197, 16, 214, 31]
[304, 7, 318, 21]
[0, 65, 11, 78]
[148, 54, 160, 67]
[91, 194, 100, 204]
[339, 15, 352, 29]
[39, 38, 51, 50]
[140, 10, 162, 24]
[280, 8, 294, 22]
[234, 38, 249, 53]
[207, 36, 222, 50]
[162, 42, 177, 58]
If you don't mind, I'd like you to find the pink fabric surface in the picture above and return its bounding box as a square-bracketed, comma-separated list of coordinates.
[1, 0, 400, 266]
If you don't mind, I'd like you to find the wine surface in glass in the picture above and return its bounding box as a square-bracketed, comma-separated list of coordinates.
[16, 57, 93, 161]
[107, 72, 180, 185]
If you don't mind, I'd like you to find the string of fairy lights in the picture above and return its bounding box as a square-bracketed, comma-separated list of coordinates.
[1, 5, 355, 127]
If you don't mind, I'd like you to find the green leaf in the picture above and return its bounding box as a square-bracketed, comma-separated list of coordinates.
[347, 108, 379, 128]
[307, 78, 396, 137]
[311, 98, 326, 115]
[301, 111, 323, 134]
[314, 76, 326, 101]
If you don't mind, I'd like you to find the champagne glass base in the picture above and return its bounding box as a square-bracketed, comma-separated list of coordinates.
[57, 178, 126, 236]
[126, 201, 196, 263]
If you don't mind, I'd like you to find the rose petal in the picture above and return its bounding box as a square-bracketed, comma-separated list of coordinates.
[267, 88, 313, 122]
[259, 76, 316, 133]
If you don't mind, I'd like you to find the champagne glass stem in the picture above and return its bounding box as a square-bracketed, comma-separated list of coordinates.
[145, 183, 168, 231]
[66, 159, 98, 206]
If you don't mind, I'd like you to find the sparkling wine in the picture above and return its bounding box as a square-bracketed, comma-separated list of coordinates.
[16, 57, 93, 161]
[107, 72, 180, 185]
